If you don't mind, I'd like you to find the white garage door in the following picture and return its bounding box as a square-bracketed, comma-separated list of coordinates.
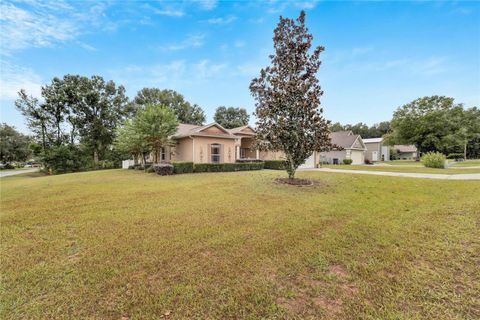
[299, 153, 315, 169]
[350, 150, 364, 165]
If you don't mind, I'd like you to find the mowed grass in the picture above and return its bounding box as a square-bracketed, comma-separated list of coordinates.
[1, 170, 479, 319]
[449, 159, 480, 167]
[323, 164, 480, 174]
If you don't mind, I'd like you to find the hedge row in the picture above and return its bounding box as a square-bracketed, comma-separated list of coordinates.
[131, 161, 265, 175]
[263, 160, 286, 170]
[172, 161, 194, 174]
[193, 162, 263, 172]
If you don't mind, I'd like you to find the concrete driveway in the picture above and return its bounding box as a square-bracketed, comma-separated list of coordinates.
[305, 168, 480, 180]
[0, 169, 39, 178]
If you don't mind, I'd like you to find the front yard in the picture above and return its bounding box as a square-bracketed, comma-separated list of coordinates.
[1, 170, 479, 319]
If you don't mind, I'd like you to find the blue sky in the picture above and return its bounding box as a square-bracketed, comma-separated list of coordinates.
[1, 0, 479, 133]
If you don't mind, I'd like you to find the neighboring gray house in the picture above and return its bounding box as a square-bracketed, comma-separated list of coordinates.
[393, 145, 418, 160]
[363, 137, 390, 162]
[319, 131, 366, 165]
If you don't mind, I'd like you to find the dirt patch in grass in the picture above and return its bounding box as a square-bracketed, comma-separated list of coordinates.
[275, 177, 314, 186]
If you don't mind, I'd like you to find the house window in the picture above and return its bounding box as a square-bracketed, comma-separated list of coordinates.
[240, 148, 247, 159]
[161, 147, 166, 161]
[211, 144, 221, 163]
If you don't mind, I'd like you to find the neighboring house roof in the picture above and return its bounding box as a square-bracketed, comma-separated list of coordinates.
[394, 145, 417, 153]
[330, 131, 366, 150]
[363, 137, 383, 144]
[173, 122, 237, 139]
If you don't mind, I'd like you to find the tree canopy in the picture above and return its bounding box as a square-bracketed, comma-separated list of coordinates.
[133, 104, 179, 163]
[0, 124, 31, 164]
[213, 106, 250, 129]
[250, 11, 331, 179]
[133, 88, 206, 125]
[329, 121, 391, 139]
[385, 96, 479, 158]
[15, 75, 129, 170]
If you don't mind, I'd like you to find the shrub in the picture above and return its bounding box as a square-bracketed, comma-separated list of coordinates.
[128, 165, 135, 170]
[236, 159, 264, 163]
[264, 160, 286, 170]
[172, 161, 194, 174]
[421, 152, 446, 168]
[42, 145, 91, 174]
[3, 163, 15, 170]
[153, 163, 174, 175]
[145, 166, 155, 173]
[364, 159, 372, 165]
[343, 159, 353, 165]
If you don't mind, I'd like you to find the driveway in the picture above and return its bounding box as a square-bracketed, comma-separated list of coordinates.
[305, 168, 480, 180]
[0, 169, 38, 178]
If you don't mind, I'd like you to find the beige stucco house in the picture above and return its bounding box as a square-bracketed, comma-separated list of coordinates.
[123, 122, 284, 167]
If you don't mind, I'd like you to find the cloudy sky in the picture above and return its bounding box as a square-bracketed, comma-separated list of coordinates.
[1, 0, 479, 133]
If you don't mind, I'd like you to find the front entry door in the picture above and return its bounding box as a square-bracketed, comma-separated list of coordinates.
[372, 151, 378, 162]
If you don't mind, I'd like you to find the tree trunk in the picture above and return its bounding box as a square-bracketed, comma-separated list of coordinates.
[286, 154, 296, 179]
[93, 149, 99, 164]
[464, 143, 467, 160]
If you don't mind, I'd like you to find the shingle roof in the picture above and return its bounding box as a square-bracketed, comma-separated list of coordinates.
[227, 125, 255, 135]
[330, 131, 362, 149]
[173, 123, 236, 139]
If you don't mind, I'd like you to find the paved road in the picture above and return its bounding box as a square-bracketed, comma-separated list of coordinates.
[0, 169, 38, 178]
[304, 168, 480, 180]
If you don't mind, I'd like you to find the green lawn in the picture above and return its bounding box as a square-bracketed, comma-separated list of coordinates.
[449, 159, 480, 167]
[1, 170, 479, 319]
[322, 164, 480, 174]
[387, 160, 422, 166]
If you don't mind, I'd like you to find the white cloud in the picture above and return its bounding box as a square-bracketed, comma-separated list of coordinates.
[163, 34, 205, 51]
[109, 59, 228, 94]
[153, 9, 184, 17]
[0, 1, 112, 55]
[0, 60, 42, 99]
[194, 0, 218, 11]
[206, 16, 237, 25]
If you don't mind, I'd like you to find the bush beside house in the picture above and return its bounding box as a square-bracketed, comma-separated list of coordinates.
[264, 160, 286, 170]
[343, 159, 353, 165]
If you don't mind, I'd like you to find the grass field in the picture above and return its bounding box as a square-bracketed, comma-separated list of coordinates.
[388, 160, 422, 166]
[322, 164, 480, 174]
[449, 159, 480, 167]
[1, 170, 479, 319]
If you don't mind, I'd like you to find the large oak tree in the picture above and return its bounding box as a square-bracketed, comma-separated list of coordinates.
[250, 11, 331, 179]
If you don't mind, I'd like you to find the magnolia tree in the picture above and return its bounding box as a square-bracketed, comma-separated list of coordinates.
[250, 11, 331, 179]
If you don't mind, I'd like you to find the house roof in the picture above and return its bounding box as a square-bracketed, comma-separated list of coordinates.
[227, 125, 256, 136]
[173, 122, 236, 139]
[330, 131, 365, 150]
[363, 137, 383, 144]
[394, 145, 417, 153]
